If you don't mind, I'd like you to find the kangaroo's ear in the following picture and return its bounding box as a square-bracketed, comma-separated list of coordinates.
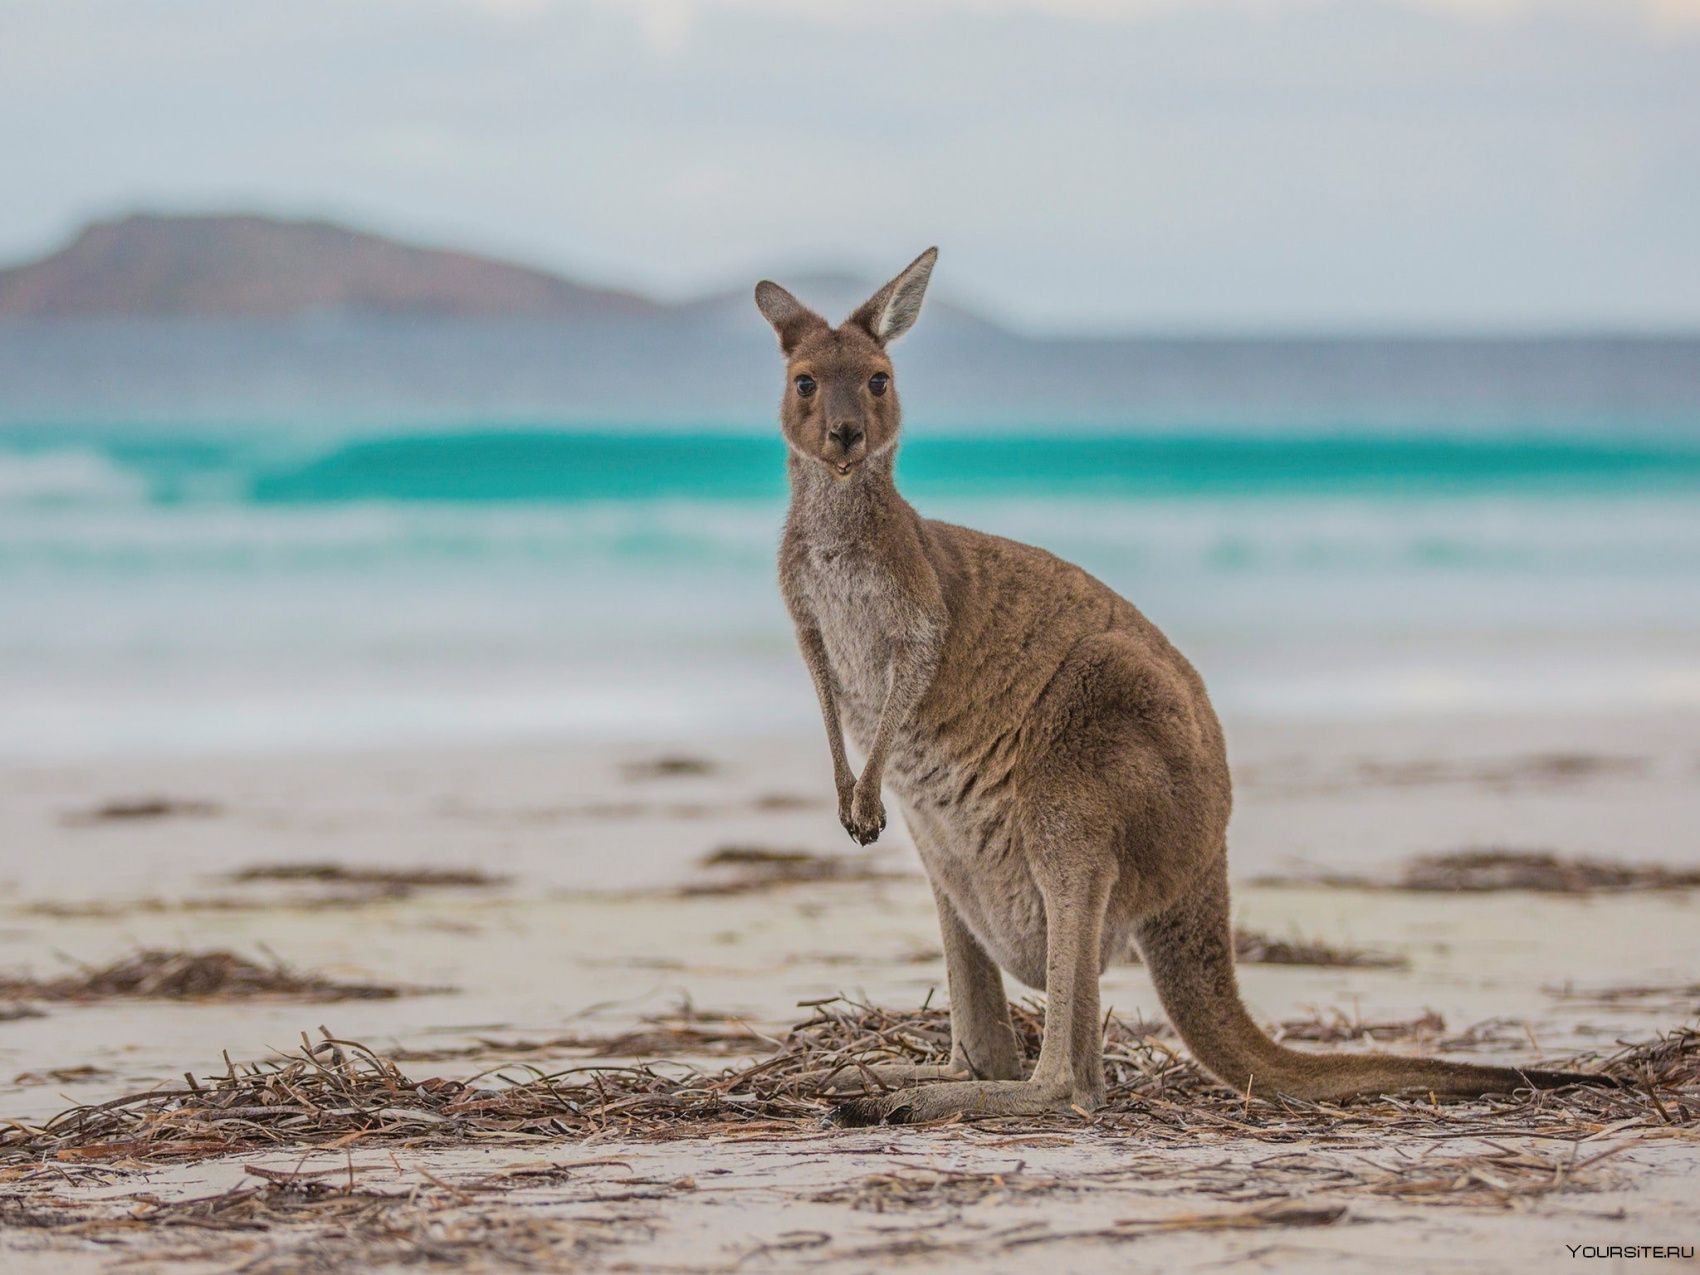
[754, 280, 826, 355]
[849, 247, 938, 346]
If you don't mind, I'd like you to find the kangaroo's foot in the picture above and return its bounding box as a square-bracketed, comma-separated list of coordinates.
[809, 1062, 969, 1095]
[830, 1077, 1102, 1126]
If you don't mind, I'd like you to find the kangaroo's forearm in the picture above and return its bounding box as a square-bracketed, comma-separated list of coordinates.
[797, 626, 853, 785]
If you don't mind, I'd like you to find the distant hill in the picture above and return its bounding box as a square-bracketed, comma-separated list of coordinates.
[0, 213, 1014, 333]
[0, 213, 666, 319]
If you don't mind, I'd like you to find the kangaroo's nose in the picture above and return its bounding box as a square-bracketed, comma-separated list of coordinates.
[828, 423, 864, 451]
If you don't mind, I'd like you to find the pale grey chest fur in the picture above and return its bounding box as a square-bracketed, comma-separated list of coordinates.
[791, 545, 900, 746]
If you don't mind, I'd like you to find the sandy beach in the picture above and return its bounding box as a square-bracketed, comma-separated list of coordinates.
[2, 706, 1696, 1272]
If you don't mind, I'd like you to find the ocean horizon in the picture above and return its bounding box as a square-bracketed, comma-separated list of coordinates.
[4, 325, 1699, 760]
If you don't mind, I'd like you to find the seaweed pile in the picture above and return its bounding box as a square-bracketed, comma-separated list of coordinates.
[0, 949, 426, 1005]
[0, 1163, 650, 1272]
[1394, 850, 1700, 893]
[230, 863, 507, 891]
[681, 846, 909, 895]
[1259, 849, 1700, 894]
[2, 1000, 1693, 1165]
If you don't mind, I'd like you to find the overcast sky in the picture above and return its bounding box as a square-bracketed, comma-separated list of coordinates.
[3, 0, 1697, 332]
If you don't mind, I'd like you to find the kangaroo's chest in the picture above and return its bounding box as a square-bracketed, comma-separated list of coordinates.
[793, 547, 901, 743]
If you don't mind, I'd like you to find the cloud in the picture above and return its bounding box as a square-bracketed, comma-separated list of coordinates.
[634, 0, 697, 58]
[567, 0, 1700, 31]
[1, 0, 1695, 328]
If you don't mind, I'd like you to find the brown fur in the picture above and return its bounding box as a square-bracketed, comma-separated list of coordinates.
[755, 250, 1604, 1124]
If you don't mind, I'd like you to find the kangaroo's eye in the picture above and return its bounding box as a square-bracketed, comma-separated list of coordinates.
[869, 372, 890, 397]
[794, 374, 817, 398]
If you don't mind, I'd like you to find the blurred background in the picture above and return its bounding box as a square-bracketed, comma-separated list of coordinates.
[3, 0, 1698, 760]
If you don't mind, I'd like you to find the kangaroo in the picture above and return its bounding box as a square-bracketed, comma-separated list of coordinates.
[756, 248, 1605, 1125]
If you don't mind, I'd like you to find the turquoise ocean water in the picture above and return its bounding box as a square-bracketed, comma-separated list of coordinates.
[5, 422, 1700, 760]
[4, 322, 1700, 760]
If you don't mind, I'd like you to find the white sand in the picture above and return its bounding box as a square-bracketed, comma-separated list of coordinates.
[2, 708, 1698, 1271]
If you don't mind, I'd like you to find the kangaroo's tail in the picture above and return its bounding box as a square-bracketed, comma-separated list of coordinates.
[1131, 863, 1611, 1102]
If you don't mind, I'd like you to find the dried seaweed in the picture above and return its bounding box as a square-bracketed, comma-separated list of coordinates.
[1236, 752, 1647, 799]
[2, 1001, 1693, 1167]
[621, 754, 717, 780]
[1397, 850, 1700, 893]
[1233, 929, 1407, 969]
[1354, 753, 1645, 790]
[681, 846, 909, 895]
[60, 796, 220, 825]
[812, 1166, 1027, 1212]
[1275, 1010, 1447, 1044]
[1123, 929, 1406, 970]
[390, 1007, 771, 1064]
[1360, 1142, 1631, 1208]
[0, 950, 434, 1004]
[752, 792, 822, 811]
[1265, 1010, 1564, 1056]
[700, 846, 816, 866]
[749, 1199, 1349, 1263]
[0, 1164, 642, 1271]
[1547, 981, 1700, 1011]
[229, 863, 508, 890]
[811, 1139, 1622, 1218]
[11, 1066, 112, 1086]
[1256, 848, 1700, 894]
[24, 895, 396, 919]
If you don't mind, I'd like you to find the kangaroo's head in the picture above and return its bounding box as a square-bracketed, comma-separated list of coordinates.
[754, 248, 937, 480]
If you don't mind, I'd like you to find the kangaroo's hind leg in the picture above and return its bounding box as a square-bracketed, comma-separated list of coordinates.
[817, 852, 1024, 1094]
[831, 834, 1115, 1125]
[931, 882, 1025, 1080]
